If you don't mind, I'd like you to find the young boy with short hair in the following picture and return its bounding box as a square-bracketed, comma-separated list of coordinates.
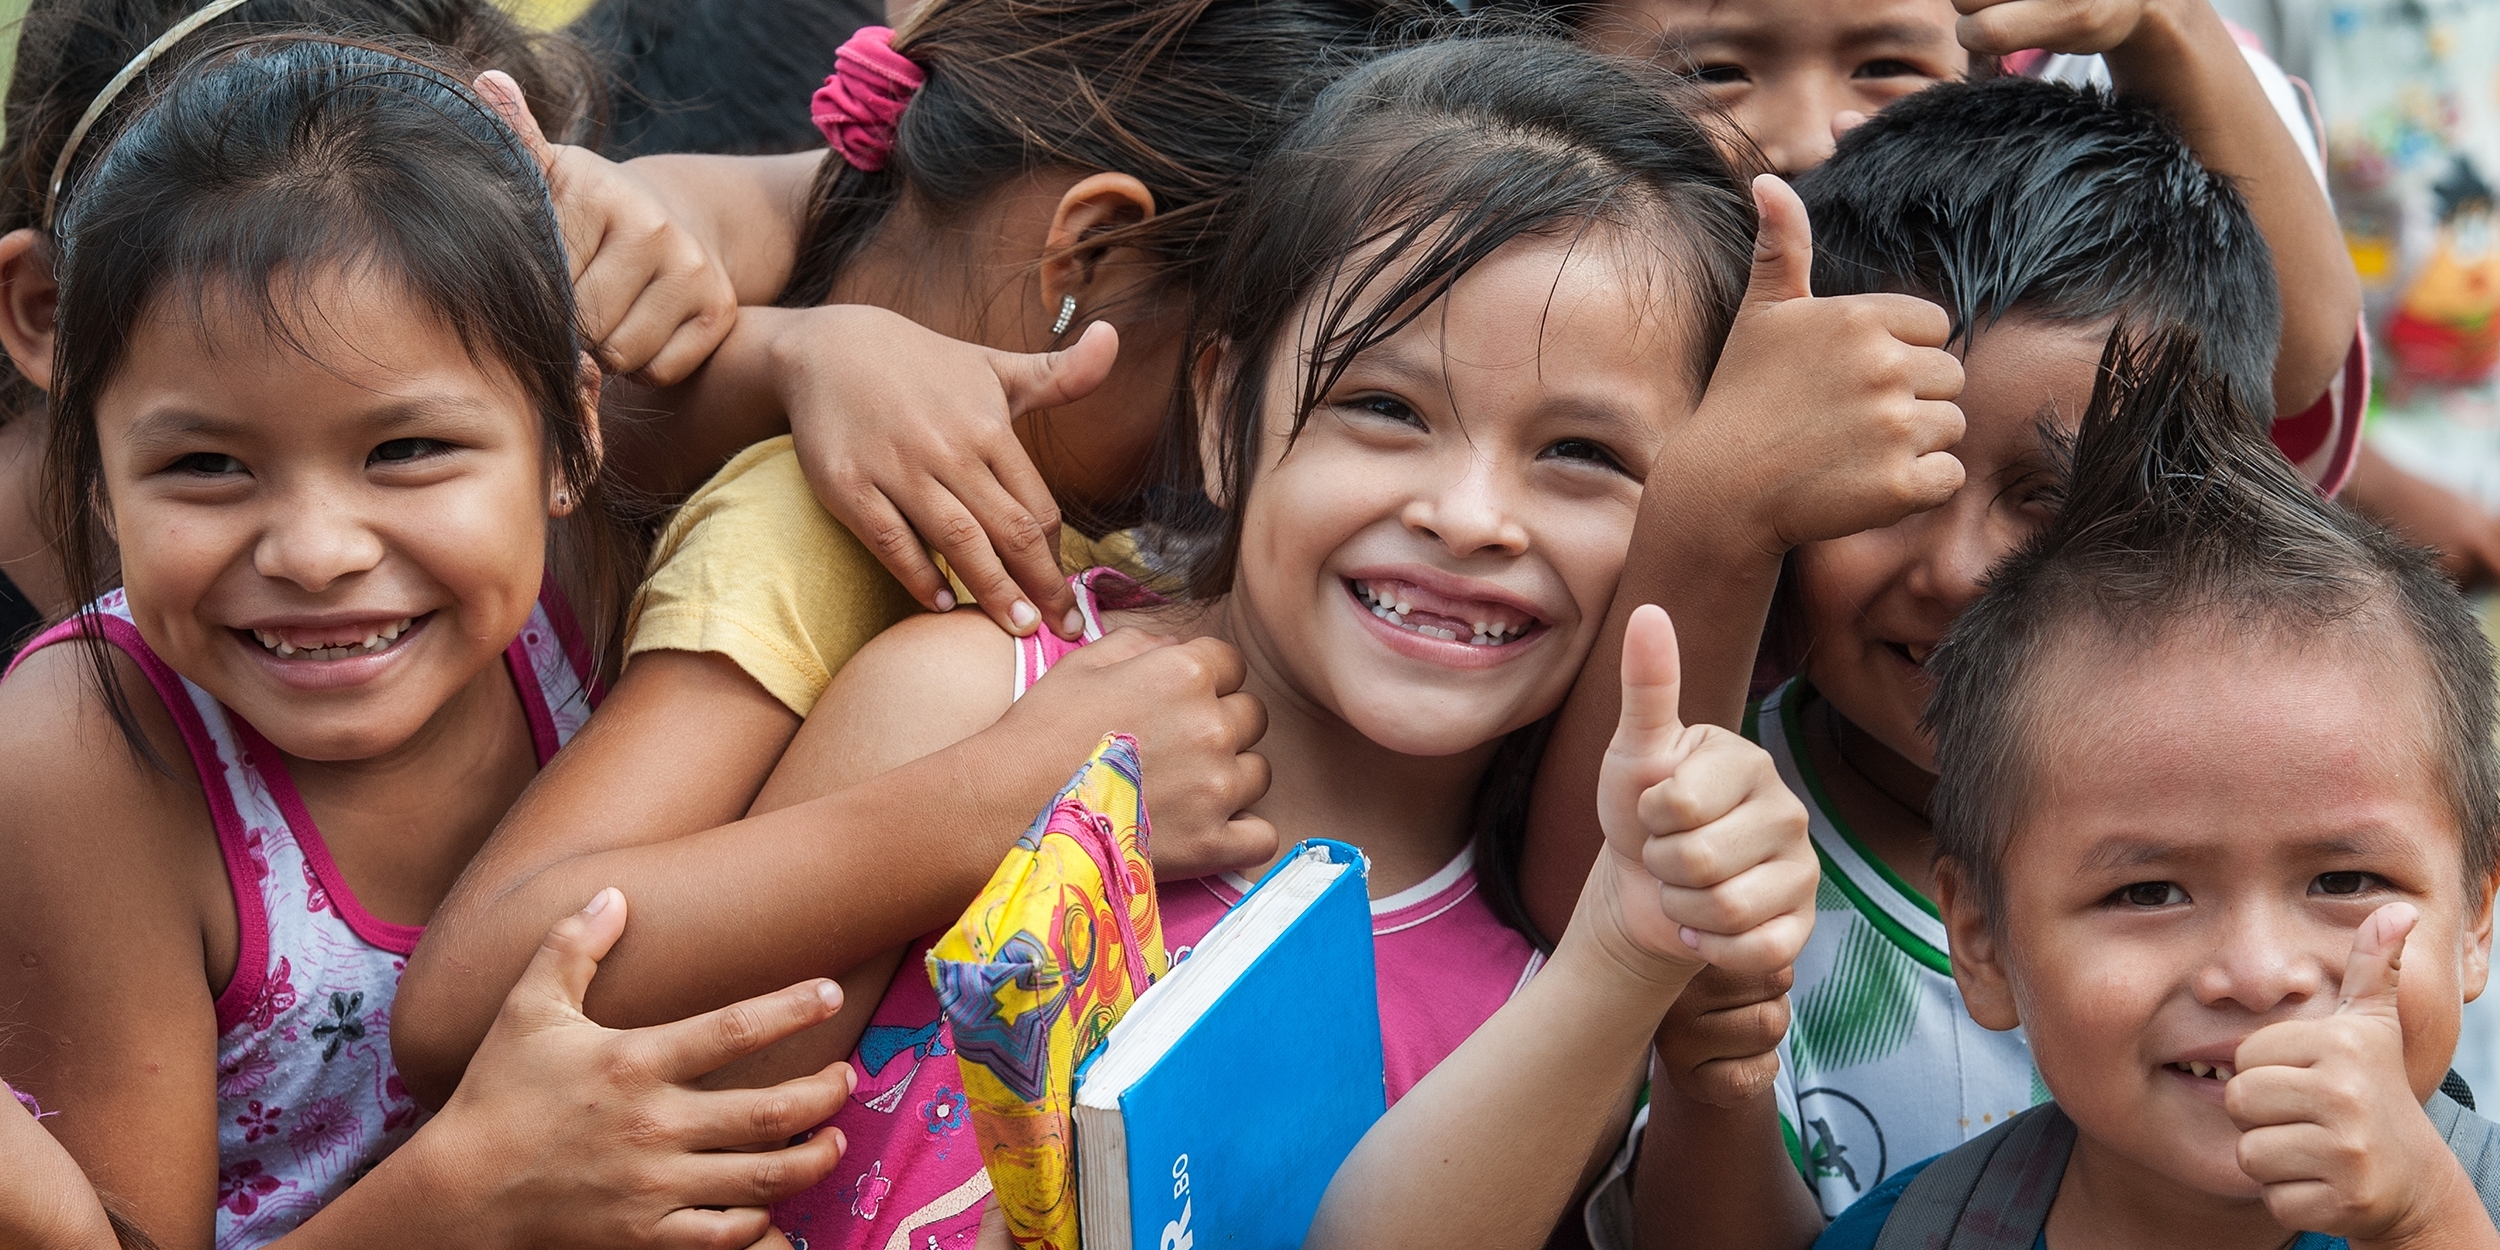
[1823, 327, 2500, 1248]
[1583, 74, 2294, 1250]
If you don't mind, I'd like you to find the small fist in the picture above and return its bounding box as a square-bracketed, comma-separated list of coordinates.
[1594, 605, 1817, 979]
[1952, 0, 2154, 57]
[474, 72, 738, 386]
[1657, 964, 1796, 1107]
[1005, 628, 1275, 880]
[2227, 903, 2473, 1242]
[1687, 175, 1965, 555]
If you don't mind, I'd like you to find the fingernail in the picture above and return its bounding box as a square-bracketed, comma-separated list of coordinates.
[584, 887, 617, 917]
[1010, 600, 1039, 632]
[934, 588, 956, 612]
[816, 981, 843, 1010]
[1062, 608, 1085, 638]
[1680, 926, 1703, 951]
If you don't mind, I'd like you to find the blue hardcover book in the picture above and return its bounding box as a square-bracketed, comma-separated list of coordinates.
[1072, 839, 1384, 1249]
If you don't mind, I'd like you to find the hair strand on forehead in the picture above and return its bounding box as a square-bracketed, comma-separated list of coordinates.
[1926, 326, 2500, 919]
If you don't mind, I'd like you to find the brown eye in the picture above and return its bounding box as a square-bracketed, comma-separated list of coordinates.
[172, 452, 245, 476]
[2115, 881, 2187, 907]
[2314, 871, 2377, 897]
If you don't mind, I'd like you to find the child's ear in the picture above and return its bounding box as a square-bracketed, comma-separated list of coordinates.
[549, 351, 604, 519]
[2465, 865, 2499, 1004]
[1192, 341, 1232, 509]
[1037, 173, 1156, 336]
[1936, 856, 2022, 1032]
[0, 229, 59, 391]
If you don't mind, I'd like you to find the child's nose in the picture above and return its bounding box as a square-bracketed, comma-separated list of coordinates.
[2194, 905, 2332, 1015]
[253, 497, 387, 592]
[1744, 80, 1844, 175]
[1403, 463, 1529, 558]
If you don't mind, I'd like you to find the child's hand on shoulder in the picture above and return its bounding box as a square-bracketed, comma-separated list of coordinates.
[417, 889, 854, 1250]
[1591, 605, 1816, 986]
[474, 72, 738, 387]
[1683, 176, 1965, 557]
[775, 307, 1118, 642]
[995, 626, 1276, 879]
[2226, 903, 2499, 1248]
[1655, 965, 1796, 1107]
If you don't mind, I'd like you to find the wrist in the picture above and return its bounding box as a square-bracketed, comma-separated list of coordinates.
[1555, 856, 1703, 1005]
[1651, 420, 1790, 561]
[2355, 1144, 2500, 1250]
[2101, 0, 2231, 95]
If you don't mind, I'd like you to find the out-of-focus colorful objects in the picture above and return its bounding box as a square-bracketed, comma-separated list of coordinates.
[2390, 159, 2500, 386]
[2319, 0, 2500, 403]
[926, 733, 1165, 1250]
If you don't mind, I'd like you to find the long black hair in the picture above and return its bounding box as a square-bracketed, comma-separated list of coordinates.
[44, 35, 623, 760]
[1175, 34, 1757, 943]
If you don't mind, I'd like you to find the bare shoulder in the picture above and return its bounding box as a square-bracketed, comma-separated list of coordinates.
[771, 608, 1020, 798]
[0, 643, 208, 866]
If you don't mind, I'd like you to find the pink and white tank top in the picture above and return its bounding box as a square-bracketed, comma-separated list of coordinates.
[770, 571, 1544, 1250]
[7, 588, 597, 1250]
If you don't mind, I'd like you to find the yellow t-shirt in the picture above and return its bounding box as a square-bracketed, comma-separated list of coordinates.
[626, 435, 1144, 717]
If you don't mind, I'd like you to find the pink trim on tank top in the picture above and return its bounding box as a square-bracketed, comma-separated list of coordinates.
[229, 717, 425, 956]
[505, 636, 563, 768]
[4, 611, 283, 1035]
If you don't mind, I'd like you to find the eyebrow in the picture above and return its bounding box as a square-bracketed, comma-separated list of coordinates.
[2076, 831, 2422, 875]
[119, 395, 504, 455]
[1343, 338, 1653, 435]
[1653, 19, 1957, 57]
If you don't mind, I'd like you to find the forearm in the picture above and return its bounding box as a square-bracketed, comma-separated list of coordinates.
[603, 308, 811, 499]
[2105, 0, 2359, 415]
[1305, 912, 1684, 1250]
[622, 151, 821, 306]
[397, 723, 1079, 1102]
[1520, 476, 1784, 940]
[1632, 1078, 1822, 1250]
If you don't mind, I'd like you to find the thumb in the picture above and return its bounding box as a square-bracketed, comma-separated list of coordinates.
[511, 888, 628, 1022]
[2335, 901, 2418, 1021]
[472, 70, 555, 169]
[1740, 174, 1815, 311]
[1612, 604, 1688, 762]
[992, 320, 1119, 418]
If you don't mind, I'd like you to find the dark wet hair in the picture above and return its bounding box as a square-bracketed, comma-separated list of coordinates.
[779, 0, 1423, 312]
[1175, 34, 1755, 943]
[1801, 76, 2280, 414]
[571, 0, 877, 157]
[0, 0, 603, 427]
[43, 36, 621, 759]
[1927, 328, 2499, 917]
[1758, 75, 2284, 684]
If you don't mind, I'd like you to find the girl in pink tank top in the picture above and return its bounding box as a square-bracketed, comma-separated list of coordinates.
[0, 39, 854, 1250]
[759, 39, 1817, 1250]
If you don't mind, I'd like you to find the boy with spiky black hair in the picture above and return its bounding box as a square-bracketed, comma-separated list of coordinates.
[1578, 75, 2336, 1250]
[1818, 328, 2500, 1248]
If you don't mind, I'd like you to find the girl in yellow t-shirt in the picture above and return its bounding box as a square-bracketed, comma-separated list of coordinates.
[393, 0, 1420, 1102]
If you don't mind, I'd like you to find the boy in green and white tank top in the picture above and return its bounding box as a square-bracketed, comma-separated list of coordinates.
[1752, 680, 2043, 1217]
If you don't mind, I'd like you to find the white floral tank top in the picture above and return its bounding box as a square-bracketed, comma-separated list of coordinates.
[7, 588, 598, 1250]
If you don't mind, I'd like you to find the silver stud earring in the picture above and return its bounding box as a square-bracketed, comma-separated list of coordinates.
[554, 490, 571, 510]
[1050, 294, 1076, 337]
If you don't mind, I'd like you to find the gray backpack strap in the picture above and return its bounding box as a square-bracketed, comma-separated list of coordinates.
[1871, 1104, 2075, 1250]
[2428, 1090, 2500, 1222]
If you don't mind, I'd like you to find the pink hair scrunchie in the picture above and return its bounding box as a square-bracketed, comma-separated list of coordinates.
[813, 26, 925, 172]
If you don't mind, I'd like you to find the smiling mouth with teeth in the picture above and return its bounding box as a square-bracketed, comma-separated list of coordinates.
[2167, 1060, 2236, 1082]
[249, 614, 420, 661]
[1351, 578, 1538, 647]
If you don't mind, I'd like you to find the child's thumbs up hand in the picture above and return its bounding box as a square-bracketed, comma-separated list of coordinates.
[1678, 175, 1964, 555]
[2227, 903, 2486, 1245]
[1592, 606, 1816, 983]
